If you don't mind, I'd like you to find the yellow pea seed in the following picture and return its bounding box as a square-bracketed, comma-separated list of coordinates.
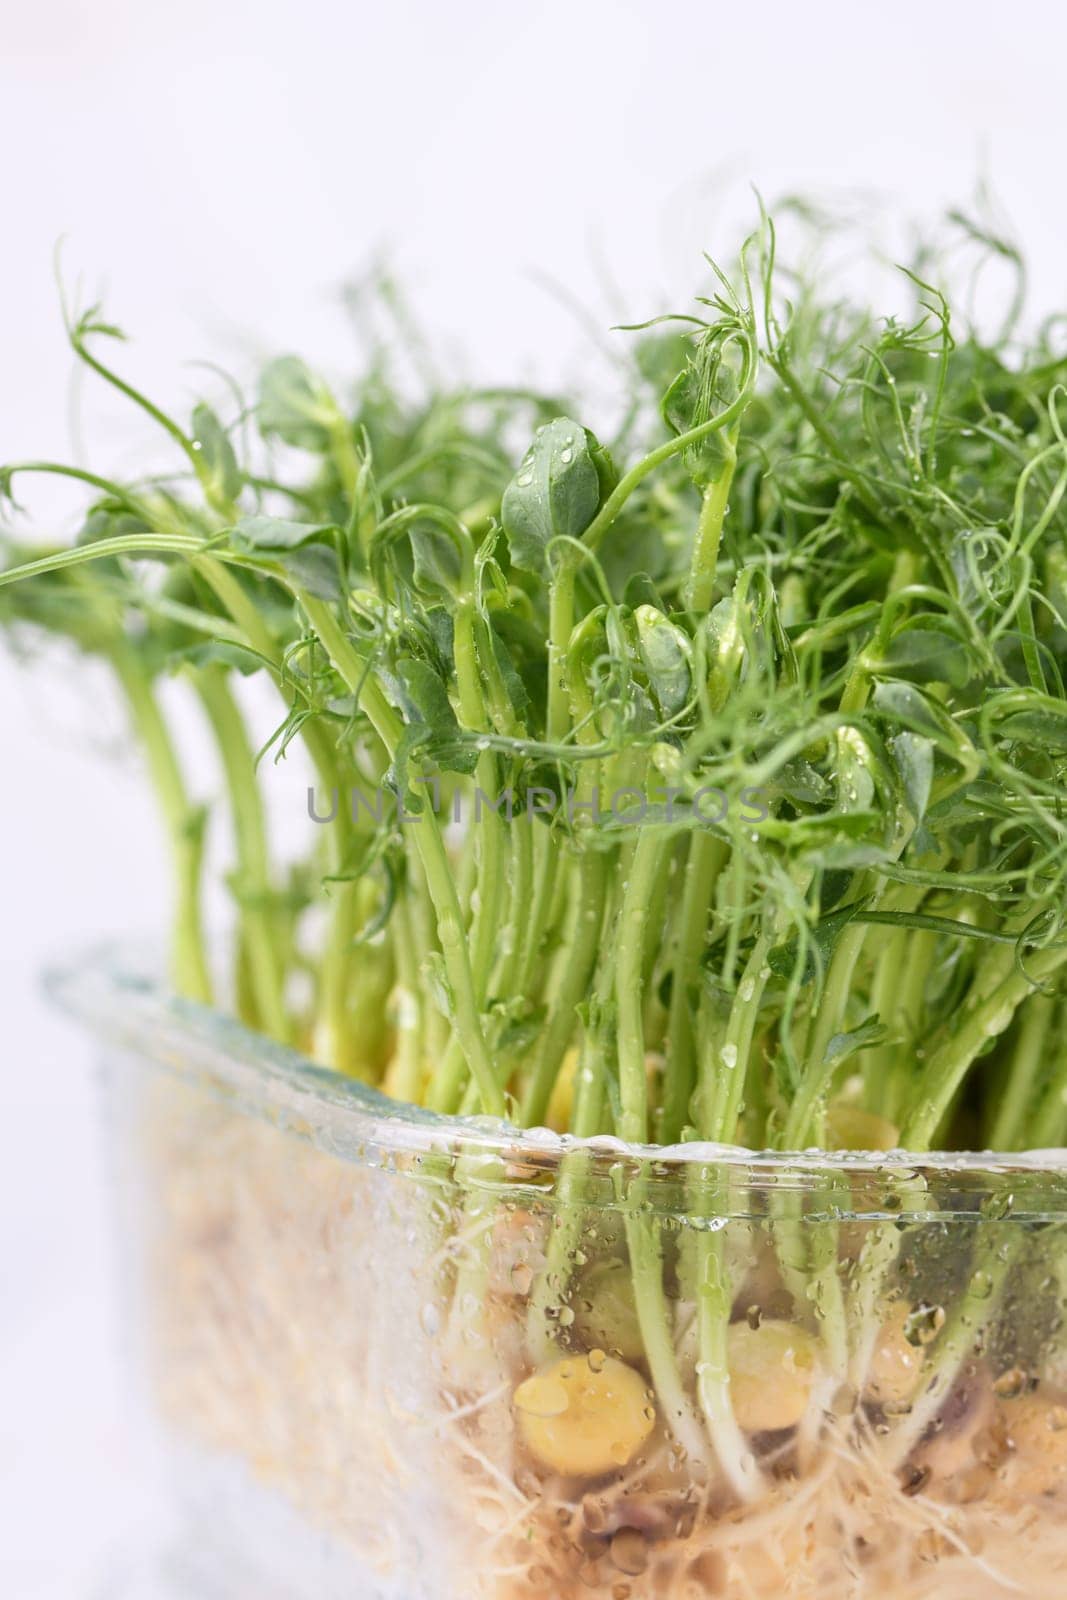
[826, 1104, 900, 1152]
[545, 1048, 579, 1133]
[864, 1302, 926, 1407]
[1002, 1393, 1067, 1497]
[513, 1353, 656, 1477]
[727, 1318, 819, 1432]
[575, 1260, 646, 1362]
[609, 1528, 649, 1576]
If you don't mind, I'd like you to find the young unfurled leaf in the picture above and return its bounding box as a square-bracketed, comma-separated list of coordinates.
[500, 417, 602, 573]
[888, 730, 935, 821]
[492, 999, 547, 1056]
[192, 403, 243, 507]
[623, 572, 664, 611]
[950, 527, 1014, 616]
[634, 604, 691, 718]
[835, 725, 877, 813]
[769, 759, 831, 807]
[421, 950, 454, 1020]
[410, 522, 465, 599]
[372, 508, 473, 604]
[258, 356, 343, 451]
[661, 330, 742, 485]
[823, 1014, 888, 1070]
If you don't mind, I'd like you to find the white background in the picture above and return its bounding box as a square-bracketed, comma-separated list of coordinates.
[2, 3, 1065, 1593]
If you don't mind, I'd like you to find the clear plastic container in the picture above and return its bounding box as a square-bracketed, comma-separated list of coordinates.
[52, 946, 1067, 1599]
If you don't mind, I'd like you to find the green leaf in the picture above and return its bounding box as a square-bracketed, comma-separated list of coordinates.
[394, 655, 459, 729]
[230, 515, 344, 601]
[192, 403, 243, 506]
[172, 639, 262, 677]
[500, 417, 601, 573]
[490, 609, 548, 727]
[873, 620, 978, 688]
[258, 356, 341, 451]
[767, 899, 869, 985]
[382, 656, 477, 798]
[871, 679, 978, 779]
[488, 623, 532, 727]
[232, 515, 335, 551]
[995, 708, 1067, 752]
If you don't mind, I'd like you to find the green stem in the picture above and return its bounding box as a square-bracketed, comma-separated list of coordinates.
[546, 557, 577, 743]
[989, 993, 1056, 1151]
[193, 666, 289, 1042]
[110, 649, 211, 1005]
[901, 944, 1067, 1149]
[193, 556, 365, 1070]
[784, 911, 878, 1147]
[616, 829, 672, 1144]
[691, 1202, 764, 1500]
[684, 431, 738, 614]
[625, 1186, 711, 1467]
[581, 370, 755, 555]
[298, 591, 505, 1119]
[0, 531, 203, 589]
[1029, 1006, 1067, 1147]
[387, 893, 427, 1102]
[660, 834, 726, 1144]
[705, 929, 775, 1144]
[519, 852, 608, 1127]
[879, 1227, 1021, 1470]
[453, 601, 506, 1005]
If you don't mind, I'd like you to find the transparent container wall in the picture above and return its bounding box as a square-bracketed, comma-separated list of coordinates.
[58, 951, 1067, 1600]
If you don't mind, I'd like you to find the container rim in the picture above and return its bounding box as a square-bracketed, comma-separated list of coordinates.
[46, 938, 1067, 1193]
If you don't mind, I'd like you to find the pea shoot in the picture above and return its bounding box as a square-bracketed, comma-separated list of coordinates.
[5, 206, 1067, 1549]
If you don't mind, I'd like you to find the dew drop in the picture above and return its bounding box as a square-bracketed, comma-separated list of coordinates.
[993, 1366, 1028, 1400]
[514, 1373, 570, 1417]
[510, 1262, 534, 1296]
